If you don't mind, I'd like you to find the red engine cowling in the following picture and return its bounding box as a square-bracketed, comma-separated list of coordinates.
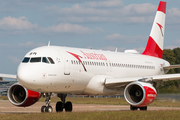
[8, 83, 41, 107]
[124, 81, 157, 107]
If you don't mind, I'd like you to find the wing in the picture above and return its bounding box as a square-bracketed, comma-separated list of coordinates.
[105, 74, 180, 88]
[0, 73, 17, 80]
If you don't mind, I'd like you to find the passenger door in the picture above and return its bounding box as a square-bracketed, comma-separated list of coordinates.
[59, 51, 70, 75]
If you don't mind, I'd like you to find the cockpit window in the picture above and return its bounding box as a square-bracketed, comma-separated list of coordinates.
[22, 57, 54, 64]
[30, 57, 41, 63]
[42, 57, 49, 64]
[48, 57, 55, 64]
[22, 57, 30, 63]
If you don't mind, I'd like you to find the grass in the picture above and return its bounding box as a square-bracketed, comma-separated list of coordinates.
[1, 96, 180, 120]
[0, 96, 8, 100]
[0, 111, 180, 120]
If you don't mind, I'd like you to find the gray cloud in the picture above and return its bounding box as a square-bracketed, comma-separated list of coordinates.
[105, 33, 147, 43]
[43, 1, 156, 24]
[39, 23, 103, 34]
[0, 16, 38, 30]
[84, 0, 123, 8]
[0, 16, 103, 35]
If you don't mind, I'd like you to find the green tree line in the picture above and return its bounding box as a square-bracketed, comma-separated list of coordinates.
[157, 47, 180, 93]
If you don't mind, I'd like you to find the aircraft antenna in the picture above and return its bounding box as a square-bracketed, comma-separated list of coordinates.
[48, 41, 50, 46]
[115, 48, 117, 52]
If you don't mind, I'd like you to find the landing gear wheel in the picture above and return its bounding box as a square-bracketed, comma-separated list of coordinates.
[41, 93, 52, 113]
[56, 101, 63, 112]
[45, 106, 53, 113]
[140, 106, 147, 111]
[65, 101, 72, 112]
[57, 94, 73, 112]
[130, 105, 138, 111]
[41, 106, 46, 113]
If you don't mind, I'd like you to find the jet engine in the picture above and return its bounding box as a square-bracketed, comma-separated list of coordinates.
[124, 81, 156, 107]
[8, 83, 41, 107]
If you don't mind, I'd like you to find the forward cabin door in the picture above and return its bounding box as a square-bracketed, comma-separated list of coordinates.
[59, 51, 70, 75]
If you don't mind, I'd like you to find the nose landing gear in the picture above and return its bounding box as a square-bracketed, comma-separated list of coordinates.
[41, 93, 53, 113]
[40, 93, 72, 113]
[56, 94, 72, 112]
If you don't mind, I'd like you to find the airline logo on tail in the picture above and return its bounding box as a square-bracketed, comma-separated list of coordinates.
[156, 22, 163, 36]
[142, 1, 166, 59]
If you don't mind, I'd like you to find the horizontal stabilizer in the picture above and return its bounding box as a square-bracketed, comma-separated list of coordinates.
[163, 65, 180, 69]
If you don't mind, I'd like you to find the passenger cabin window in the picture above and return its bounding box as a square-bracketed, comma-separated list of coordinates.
[30, 57, 41, 63]
[42, 57, 49, 64]
[22, 57, 30, 63]
[48, 57, 55, 64]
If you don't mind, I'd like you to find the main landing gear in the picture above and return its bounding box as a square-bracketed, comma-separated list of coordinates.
[130, 105, 147, 111]
[41, 93, 72, 113]
[56, 94, 72, 112]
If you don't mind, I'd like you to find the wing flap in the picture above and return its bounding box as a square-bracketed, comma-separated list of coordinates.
[105, 74, 180, 88]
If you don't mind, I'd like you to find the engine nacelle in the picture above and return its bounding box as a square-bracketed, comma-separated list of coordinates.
[8, 83, 41, 107]
[124, 81, 157, 107]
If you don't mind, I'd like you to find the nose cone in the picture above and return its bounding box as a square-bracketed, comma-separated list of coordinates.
[17, 64, 39, 90]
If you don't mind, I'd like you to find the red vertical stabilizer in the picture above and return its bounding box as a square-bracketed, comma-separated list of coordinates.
[142, 1, 166, 58]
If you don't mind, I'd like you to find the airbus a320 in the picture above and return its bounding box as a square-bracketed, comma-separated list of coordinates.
[1, 1, 180, 112]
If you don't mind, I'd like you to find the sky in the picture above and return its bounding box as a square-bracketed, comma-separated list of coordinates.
[0, 0, 180, 75]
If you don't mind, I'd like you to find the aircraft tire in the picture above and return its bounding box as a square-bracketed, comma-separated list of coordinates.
[45, 106, 53, 113]
[65, 101, 72, 112]
[41, 106, 46, 113]
[130, 105, 138, 111]
[140, 106, 147, 111]
[56, 101, 63, 112]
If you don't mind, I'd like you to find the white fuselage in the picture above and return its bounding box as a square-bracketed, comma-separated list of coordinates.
[17, 46, 170, 95]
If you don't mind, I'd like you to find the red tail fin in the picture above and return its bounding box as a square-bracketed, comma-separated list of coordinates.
[142, 1, 166, 58]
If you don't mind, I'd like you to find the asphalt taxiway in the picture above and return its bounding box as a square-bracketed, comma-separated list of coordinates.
[1, 100, 180, 113]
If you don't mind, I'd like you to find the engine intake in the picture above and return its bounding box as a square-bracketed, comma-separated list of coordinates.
[8, 83, 41, 107]
[124, 81, 156, 107]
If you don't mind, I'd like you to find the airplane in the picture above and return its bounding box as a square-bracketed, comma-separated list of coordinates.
[1, 1, 180, 112]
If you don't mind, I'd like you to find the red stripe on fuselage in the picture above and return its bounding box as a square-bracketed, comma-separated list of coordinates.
[142, 36, 163, 58]
[67, 51, 87, 72]
[157, 1, 166, 14]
